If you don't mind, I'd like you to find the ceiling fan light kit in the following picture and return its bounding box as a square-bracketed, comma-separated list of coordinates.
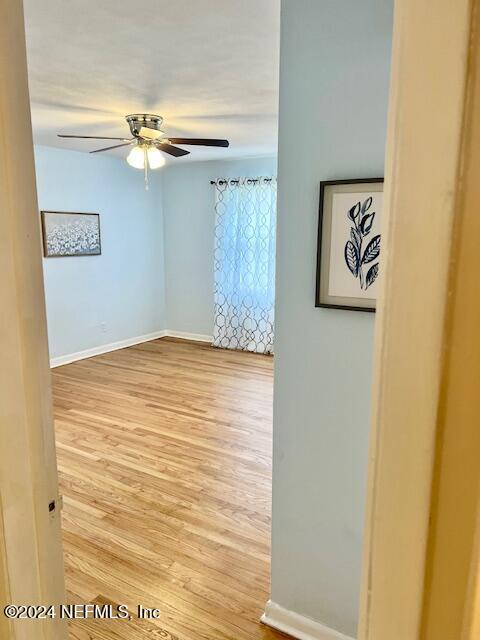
[125, 144, 166, 189]
[126, 145, 146, 169]
[146, 146, 165, 169]
[58, 113, 230, 190]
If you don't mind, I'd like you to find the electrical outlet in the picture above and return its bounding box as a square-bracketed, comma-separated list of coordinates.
[100, 321, 107, 333]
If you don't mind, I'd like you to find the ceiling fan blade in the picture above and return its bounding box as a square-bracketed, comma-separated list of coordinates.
[90, 142, 133, 154]
[156, 143, 190, 157]
[167, 138, 229, 147]
[139, 126, 165, 140]
[58, 134, 132, 141]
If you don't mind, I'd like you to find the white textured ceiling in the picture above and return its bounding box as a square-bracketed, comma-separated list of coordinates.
[23, 0, 280, 163]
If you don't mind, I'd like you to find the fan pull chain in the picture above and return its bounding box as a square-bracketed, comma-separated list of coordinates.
[144, 147, 149, 190]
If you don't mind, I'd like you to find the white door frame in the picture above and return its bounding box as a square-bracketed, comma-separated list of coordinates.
[0, 1, 67, 639]
[358, 0, 480, 638]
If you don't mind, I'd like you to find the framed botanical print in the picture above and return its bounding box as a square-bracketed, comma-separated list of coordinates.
[41, 211, 101, 257]
[316, 178, 383, 311]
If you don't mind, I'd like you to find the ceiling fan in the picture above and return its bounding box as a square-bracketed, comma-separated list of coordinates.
[58, 114, 229, 188]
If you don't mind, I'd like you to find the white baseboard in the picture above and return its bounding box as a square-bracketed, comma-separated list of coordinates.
[261, 601, 355, 640]
[49, 329, 213, 368]
[50, 330, 167, 368]
[164, 329, 213, 343]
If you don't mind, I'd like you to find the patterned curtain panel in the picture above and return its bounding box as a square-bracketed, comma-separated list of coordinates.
[213, 177, 277, 354]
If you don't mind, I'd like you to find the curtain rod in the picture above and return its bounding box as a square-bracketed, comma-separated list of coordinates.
[210, 178, 274, 185]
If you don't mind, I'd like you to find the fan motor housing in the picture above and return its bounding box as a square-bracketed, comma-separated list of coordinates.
[126, 114, 163, 138]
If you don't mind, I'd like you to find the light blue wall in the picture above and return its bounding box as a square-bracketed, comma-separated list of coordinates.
[35, 147, 276, 358]
[161, 156, 277, 336]
[271, 0, 393, 636]
[35, 146, 165, 359]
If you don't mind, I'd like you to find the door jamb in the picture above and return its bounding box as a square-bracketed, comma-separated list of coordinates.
[358, 0, 480, 638]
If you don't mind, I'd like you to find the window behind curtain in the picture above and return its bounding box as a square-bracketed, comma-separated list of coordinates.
[213, 177, 277, 354]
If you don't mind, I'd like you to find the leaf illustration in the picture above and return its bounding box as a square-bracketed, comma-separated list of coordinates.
[362, 234, 380, 264]
[350, 227, 361, 250]
[347, 202, 361, 222]
[366, 263, 379, 289]
[344, 241, 359, 277]
[361, 196, 373, 215]
[360, 212, 376, 236]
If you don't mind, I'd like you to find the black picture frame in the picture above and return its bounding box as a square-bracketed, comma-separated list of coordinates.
[316, 177, 384, 312]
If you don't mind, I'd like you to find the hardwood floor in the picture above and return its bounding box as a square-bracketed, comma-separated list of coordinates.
[52, 337, 288, 640]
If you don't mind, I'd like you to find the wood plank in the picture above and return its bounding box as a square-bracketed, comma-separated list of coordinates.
[52, 338, 289, 640]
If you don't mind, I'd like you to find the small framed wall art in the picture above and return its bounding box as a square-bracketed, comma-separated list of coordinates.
[41, 211, 101, 258]
[316, 178, 384, 312]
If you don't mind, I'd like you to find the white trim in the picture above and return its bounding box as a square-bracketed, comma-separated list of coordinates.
[49, 330, 214, 368]
[261, 601, 355, 640]
[164, 330, 213, 343]
[50, 331, 168, 368]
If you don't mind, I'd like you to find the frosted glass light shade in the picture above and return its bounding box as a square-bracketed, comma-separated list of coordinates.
[147, 146, 165, 169]
[126, 146, 145, 169]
